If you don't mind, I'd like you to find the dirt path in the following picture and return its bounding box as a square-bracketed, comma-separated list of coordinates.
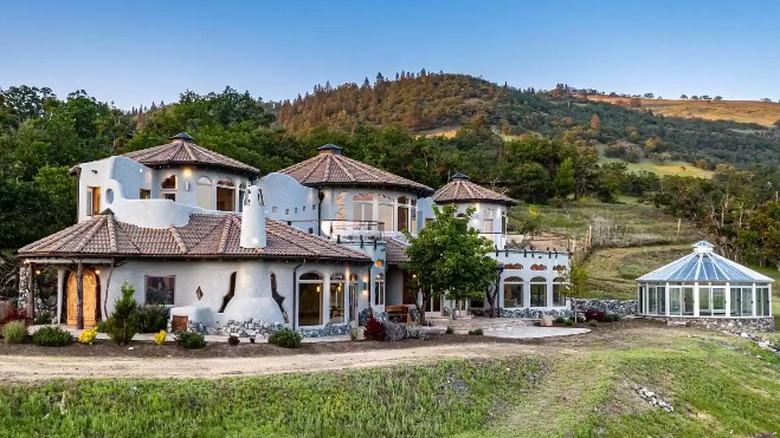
[0, 342, 564, 382]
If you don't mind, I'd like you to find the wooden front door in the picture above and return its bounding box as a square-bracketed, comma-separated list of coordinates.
[66, 270, 99, 327]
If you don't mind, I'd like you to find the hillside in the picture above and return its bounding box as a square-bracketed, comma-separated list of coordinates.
[277, 73, 780, 168]
[586, 95, 780, 127]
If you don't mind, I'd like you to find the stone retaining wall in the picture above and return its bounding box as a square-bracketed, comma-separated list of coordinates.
[471, 298, 637, 319]
[643, 316, 776, 333]
[572, 298, 637, 317]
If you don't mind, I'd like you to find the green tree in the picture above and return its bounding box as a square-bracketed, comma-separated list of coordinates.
[105, 282, 140, 345]
[564, 259, 589, 323]
[403, 205, 497, 325]
[554, 157, 575, 199]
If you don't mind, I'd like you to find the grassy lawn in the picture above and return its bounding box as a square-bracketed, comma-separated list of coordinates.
[1, 329, 779, 437]
[511, 201, 700, 245]
[595, 143, 714, 179]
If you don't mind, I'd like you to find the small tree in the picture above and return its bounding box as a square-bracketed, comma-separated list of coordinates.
[404, 205, 497, 325]
[564, 259, 589, 322]
[105, 282, 139, 345]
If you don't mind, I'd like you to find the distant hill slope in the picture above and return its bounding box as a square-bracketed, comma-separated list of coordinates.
[277, 73, 780, 168]
[585, 95, 780, 127]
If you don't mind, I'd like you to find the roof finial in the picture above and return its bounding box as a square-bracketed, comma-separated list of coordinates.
[170, 132, 195, 142]
[451, 172, 470, 181]
[317, 144, 343, 155]
[692, 241, 714, 254]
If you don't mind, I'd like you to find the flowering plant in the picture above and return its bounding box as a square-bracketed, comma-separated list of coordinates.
[154, 330, 167, 346]
[78, 327, 98, 345]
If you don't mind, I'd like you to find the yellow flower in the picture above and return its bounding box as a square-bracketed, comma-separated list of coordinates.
[78, 327, 98, 345]
[154, 330, 167, 346]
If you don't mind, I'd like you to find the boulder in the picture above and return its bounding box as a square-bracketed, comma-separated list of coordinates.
[385, 321, 407, 341]
[540, 315, 554, 327]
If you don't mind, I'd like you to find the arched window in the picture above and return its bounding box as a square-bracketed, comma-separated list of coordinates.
[161, 175, 177, 201]
[298, 272, 323, 326]
[330, 273, 346, 323]
[216, 178, 236, 211]
[552, 277, 566, 307]
[196, 176, 213, 210]
[530, 276, 547, 307]
[503, 276, 524, 308]
[374, 273, 385, 306]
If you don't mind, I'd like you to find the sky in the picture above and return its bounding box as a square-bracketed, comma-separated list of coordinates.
[1, 0, 778, 109]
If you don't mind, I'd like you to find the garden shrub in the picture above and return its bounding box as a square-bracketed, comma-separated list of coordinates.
[554, 316, 565, 324]
[105, 282, 139, 345]
[136, 304, 169, 333]
[445, 326, 454, 334]
[588, 320, 598, 327]
[584, 309, 606, 322]
[32, 326, 73, 347]
[564, 319, 574, 327]
[95, 320, 108, 333]
[227, 335, 240, 346]
[1, 307, 27, 325]
[268, 328, 302, 348]
[78, 327, 98, 345]
[154, 330, 167, 346]
[2, 321, 27, 344]
[363, 315, 386, 341]
[468, 328, 484, 336]
[34, 311, 53, 325]
[175, 331, 206, 349]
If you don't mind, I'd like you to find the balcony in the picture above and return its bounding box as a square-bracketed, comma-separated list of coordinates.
[283, 219, 386, 242]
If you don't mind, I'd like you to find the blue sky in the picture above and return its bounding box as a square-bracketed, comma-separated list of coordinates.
[1, 0, 778, 108]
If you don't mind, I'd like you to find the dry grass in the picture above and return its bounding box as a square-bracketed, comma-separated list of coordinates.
[586, 96, 780, 127]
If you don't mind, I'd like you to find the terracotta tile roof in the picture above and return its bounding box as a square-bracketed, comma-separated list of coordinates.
[433, 173, 516, 205]
[386, 238, 410, 264]
[278, 144, 434, 196]
[123, 133, 260, 177]
[19, 213, 371, 262]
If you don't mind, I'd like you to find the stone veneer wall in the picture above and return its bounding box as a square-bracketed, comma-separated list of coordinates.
[643, 316, 776, 333]
[471, 298, 638, 319]
[176, 319, 352, 338]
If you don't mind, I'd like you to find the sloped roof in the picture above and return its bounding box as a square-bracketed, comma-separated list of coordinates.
[278, 144, 434, 196]
[433, 173, 516, 205]
[18, 213, 370, 262]
[386, 238, 410, 264]
[123, 133, 260, 177]
[637, 241, 773, 283]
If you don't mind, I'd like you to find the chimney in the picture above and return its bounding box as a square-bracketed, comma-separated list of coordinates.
[240, 185, 267, 249]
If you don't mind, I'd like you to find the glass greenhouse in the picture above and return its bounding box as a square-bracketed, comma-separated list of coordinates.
[636, 241, 773, 318]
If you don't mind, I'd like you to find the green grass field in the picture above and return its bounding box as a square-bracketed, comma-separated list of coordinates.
[511, 200, 701, 245]
[1, 330, 779, 437]
[596, 144, 714, 178]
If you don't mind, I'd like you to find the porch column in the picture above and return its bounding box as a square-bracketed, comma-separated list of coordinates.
[693, 282, 700, 317]
[752, 283, 757, 317]
[664, 282, 670, 316]
[56, 267, 64, 324]
[26, 263, 35, 321]
[76, 262, 84, 330]
[725, 282, 731, 317]
[769, 283, 773, 318]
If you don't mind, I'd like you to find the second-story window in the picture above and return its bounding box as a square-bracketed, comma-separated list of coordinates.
[196, 177, 213, 209]
[397, 196, 410, 233]
[86, 186, 101, 216]
[161, 175, 177, 201]
[353, 193, 375, 223]
[483, 208, 494, 233]
[216, 178, 235, 211]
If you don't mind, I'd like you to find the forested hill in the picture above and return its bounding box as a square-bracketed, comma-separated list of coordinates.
[277, 72, 780, 168]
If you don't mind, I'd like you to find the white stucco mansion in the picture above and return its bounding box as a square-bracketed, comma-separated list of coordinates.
[18, 133, 570, 334]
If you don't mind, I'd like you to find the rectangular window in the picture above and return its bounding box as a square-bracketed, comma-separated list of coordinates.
[638, 286, 645, 314]
[163, 193, 176, 201]
[145, 275, 175, 305]
[379, 203, 393, 232]
[712, 287, 726, 316]
[669, 287, 681, 315]
[374, 278, 385, 306]
[648, 286, 657, 314]
[86, 186, 101, 216]
[552, 283, 565, 306]
[699, 287, 711, 316]
[483, 218, 494, 233]
[139, 189, 151, 199]
[504, 283, 523, 308]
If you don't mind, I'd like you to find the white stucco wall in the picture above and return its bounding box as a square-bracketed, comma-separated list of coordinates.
[77, 156, 251, 225]
[94, 258, 371, 329]
[417, 197, 508, 248]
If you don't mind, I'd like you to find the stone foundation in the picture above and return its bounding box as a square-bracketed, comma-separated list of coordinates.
[470, 298, 637, 320]
[643, 316, 776, 333]
[573, 298, 637, 317]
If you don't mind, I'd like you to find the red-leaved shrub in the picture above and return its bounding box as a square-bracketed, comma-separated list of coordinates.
[0, 306, 28, 326]
[584, 309, 606, 322]
[363, 315, 386, 341]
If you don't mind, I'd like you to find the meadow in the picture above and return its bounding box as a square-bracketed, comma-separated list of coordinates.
[0, 327, 779, 437]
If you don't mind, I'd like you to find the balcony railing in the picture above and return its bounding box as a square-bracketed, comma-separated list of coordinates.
[283, 219, 386, 242]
